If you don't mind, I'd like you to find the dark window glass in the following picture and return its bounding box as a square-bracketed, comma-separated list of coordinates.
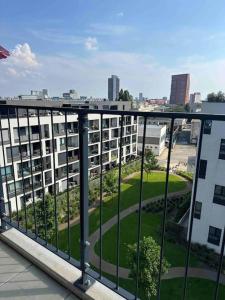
[208, 226, 221, 246]
[219, 139, 225, 160]
[203, 120, 212, 134]
[213, 185, 225, 206]
[194, 201, 202, 219]
[199, 159, 207, 179]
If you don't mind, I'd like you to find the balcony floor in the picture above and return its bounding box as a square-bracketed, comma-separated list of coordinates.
[0, 240, 79, 300]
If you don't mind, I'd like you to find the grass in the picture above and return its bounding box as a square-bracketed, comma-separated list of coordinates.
[95, 210, 199, 268]
[117, 276, 225, 300]
[58, 171, 187, 260]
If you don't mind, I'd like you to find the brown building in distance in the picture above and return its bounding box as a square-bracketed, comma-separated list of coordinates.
[170, 74, 190, 105]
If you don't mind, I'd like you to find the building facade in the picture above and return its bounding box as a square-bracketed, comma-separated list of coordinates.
[189, 101, 225, 253]
[170, 74, 190, 105]
[108, 75, 120, 101]
[0, 112, 137, 212]
[190, 92, 201, 105]
[138, 117, 166, 156]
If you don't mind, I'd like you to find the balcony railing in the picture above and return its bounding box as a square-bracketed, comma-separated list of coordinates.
[1, 104, 225, 300]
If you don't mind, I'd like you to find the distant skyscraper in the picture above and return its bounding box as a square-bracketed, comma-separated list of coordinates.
[170, 74, 190, 105]
[139, 92, 143, 101]
[108, 75, 120, 101]
[190, 92, 201, 105]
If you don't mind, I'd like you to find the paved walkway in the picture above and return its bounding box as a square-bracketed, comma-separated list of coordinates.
[89, 175, 192, 279]
[0, 240, 79, 300]
[163, 267, 225, 284]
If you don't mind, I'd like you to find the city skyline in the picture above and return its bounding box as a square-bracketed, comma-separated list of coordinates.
[1, 1, 225, 98]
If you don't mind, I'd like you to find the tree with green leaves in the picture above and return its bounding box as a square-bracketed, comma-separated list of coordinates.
[35, 193, 55, 242]
[103, 169, 118, 195]
[118, 89, 133, 101]
[128, 236, 170, 298]
[207, 91, 225, 102]
[144, 149, 159, 181]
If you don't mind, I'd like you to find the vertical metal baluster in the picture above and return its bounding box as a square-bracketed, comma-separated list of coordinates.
[116, 114, 124, 289]
[37, 109, 47, 243]
[7, 108, 19, 226]
[50, 110, 58, 250]
[182, 120, 205, 300]
[16, 108, 28, 232]
[214, 227, 225, 300]
[0, 115, 11, 222]
[26, 108, 37, 237]
[65, 111, 71, 258]
[157, 118, 174, 299]
[78, 111, 90, 286]
[99, 114, 103, 278]
[135, 116, 147, 299]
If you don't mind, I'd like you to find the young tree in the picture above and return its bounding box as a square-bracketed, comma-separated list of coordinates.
[118, 89, 133, 101]
[36, 193, 55, 242]
[207, 91, 225, 102]
[144, 149, 159, 181]
[128, 236, 170, 298]
[103, 170, 118, 195]
[119, 89, 124, 101]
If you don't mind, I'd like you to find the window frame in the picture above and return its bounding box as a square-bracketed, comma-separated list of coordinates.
[208, 226, 221, 246]
[194, 201, 202, 219]
[219, 139, 225, 160]
[199, 159, 207, 179]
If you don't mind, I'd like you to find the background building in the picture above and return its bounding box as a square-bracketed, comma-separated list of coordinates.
[138, 117, 166, 156]
[0, 111, 137, 212]
[62, 89, 79, 100]
[108, 75, 120, 101]
[139, 92, 143, 101]
[170, 74, 190, 105]
[190, 92, 201, 105]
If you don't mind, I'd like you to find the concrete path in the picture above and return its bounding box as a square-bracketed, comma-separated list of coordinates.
[163, 267, 225, 284]
[89, 176, 191, 279]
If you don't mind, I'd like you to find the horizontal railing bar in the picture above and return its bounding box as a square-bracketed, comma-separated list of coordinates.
[1, 103, 225, 121]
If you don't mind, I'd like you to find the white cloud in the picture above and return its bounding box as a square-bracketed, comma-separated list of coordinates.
[87, 23, 133, 36]
[84, 37, 98, 50]
[1, 45, 225, 99]
[116, 12, 124, 17]
[1, 43, 39, 78]
[31, 30, 98, 51]
[11, 43, 38, 67]
[30, 29, 84, 45]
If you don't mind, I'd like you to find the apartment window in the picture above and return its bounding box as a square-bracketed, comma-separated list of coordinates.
[0, 129, 9, 143]
[213, 185, 225, 206]
[199, 159, 207, 179]
[110, 105, 118, 110]
[19, 127, 26, 136]
[60, 138, 65, 146]
[194, 201, 202, 219]
[208, 226, 221, 246]
[219, 139, 225, 160]
[203, 120, 212, 135]
[31, 126, 39, 134]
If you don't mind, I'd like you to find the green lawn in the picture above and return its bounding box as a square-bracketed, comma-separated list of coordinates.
[58, 171, 187, 260]
[95, 210, 199, 268]
[117, 276, 225, 300]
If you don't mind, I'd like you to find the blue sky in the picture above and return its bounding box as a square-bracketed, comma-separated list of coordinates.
[1, 0, 225, 98]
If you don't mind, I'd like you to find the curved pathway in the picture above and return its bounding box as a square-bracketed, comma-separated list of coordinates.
[89, 176, 192, 279]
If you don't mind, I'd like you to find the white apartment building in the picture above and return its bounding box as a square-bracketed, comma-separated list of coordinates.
[0, 112, 137, 212]
[138, 117, 166, 156]
[190, 101, 225, 253]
